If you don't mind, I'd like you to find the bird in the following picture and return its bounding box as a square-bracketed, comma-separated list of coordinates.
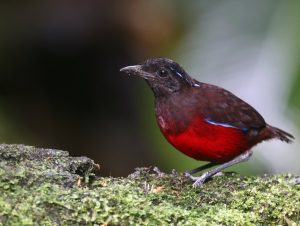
[120, 58, 294, 187]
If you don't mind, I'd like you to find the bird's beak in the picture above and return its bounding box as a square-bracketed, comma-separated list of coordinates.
[120, 65, 155, 80]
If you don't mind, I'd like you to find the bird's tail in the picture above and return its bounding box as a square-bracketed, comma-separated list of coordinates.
[261, 125, 295, 143]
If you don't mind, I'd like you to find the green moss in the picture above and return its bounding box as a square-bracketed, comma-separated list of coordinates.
[0, 144, 299, 225]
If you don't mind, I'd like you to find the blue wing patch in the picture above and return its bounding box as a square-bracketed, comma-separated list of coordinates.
[204, 119, 249, 132]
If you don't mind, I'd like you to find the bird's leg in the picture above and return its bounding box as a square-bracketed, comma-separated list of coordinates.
[184, 162, 218, 179]
[192, 150, 253, 187]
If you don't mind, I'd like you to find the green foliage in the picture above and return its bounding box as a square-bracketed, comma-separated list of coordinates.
[0, 144, 299, 225]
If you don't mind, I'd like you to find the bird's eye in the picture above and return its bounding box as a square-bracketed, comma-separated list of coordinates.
[158, 69, 168, 77]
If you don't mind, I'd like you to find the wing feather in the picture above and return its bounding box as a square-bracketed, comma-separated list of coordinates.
[193, 83, 266, 130]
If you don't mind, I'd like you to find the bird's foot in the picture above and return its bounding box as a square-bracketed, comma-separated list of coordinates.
[184, 172, 196, 180]
[184, 172, 208, 187]
[192, 172, 209, 187]
[185, 171, 223, 187]
[192, 172, 225, 187]
[195, 172, 229, 187]
[212, 172, 224, 178]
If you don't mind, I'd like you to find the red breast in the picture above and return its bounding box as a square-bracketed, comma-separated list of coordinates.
[155, 96, 253, 163]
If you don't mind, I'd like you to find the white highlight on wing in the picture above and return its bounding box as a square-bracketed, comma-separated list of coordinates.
[204, 119, 248, 131]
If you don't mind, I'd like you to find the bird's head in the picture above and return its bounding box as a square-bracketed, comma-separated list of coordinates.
[120, 58, 195, 97]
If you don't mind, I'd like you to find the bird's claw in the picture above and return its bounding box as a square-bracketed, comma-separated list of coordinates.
[192, 172, 225, 187]
[193, 172, 209, 188]
[212, 172, 224, 177]
[184, 172, 191, 178]
[184, 172, 207, 187]
[184, 172, 196, 180]
[192, 179, 205, 187]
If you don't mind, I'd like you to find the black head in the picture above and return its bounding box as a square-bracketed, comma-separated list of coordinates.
[120, 58, 195, 97]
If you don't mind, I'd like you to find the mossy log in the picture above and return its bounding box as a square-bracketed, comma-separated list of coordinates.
[0, 144, 299, 225]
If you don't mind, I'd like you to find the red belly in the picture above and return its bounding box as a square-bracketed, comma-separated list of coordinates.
[158, 118, 251, 163]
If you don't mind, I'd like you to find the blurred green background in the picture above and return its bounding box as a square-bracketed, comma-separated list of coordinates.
[0, 0, 299, 176]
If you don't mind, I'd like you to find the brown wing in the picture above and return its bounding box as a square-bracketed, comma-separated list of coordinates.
[192, 82, 266, 130]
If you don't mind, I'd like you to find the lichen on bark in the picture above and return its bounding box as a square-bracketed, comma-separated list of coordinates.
[0, 144, 299, 225]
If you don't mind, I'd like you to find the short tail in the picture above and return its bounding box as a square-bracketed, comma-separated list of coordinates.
[264, 125, 295, 143]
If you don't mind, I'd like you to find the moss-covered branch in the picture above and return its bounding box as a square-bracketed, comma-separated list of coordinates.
[0, 144, 299, 225]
